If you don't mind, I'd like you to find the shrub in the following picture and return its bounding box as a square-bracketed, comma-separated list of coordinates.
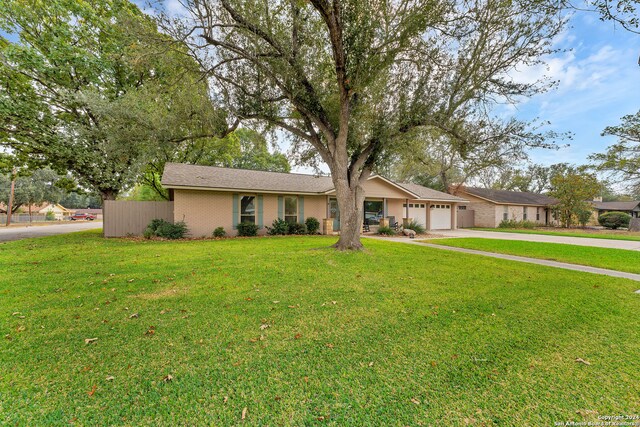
[144, 219, 188, 239]
[236, 222, 259, 237]
[156, 221, 188, 239]
[498, 219, 536, 229]
[305, 217, 320, 234]
[212, 227, 226, 238]
[377, 226, 396, 236]
[267, 218, 290, 235]
[45, 211, 55, 221]
[403, 219, 425, 234]
[576, 208, 593, 228]
[289, 222, 307, 235]
[598, 211, 631, 229]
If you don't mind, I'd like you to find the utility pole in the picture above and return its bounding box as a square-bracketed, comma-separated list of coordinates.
[6, 167, 16, 226]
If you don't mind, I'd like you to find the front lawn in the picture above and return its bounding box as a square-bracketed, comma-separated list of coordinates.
[1, 231, 639, 425]
[472, 227, 640, 242]
[430, 238, 640, 274]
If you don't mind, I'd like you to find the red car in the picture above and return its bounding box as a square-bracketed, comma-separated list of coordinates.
[70, 213, 96, 221]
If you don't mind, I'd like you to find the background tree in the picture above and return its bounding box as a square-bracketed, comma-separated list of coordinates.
[0, 0, 232, 202]
[141, 128, 289, 199]
[591, 111, 640, 197]
[0, 168, 61, 217]
[548, 167, 602, 227]
[172, 0, 565, 249]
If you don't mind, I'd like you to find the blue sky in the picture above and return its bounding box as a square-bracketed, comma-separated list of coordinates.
[509, 12, 640, 167]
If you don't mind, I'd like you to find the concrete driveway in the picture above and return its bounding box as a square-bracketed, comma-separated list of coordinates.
[0, 221, 102, 242]
[432, 229, 640, 251]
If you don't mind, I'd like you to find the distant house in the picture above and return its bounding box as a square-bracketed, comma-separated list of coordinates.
[453, 187, 558, 228]
[37, 203, 72, 220]
[592, 201, 640, 219]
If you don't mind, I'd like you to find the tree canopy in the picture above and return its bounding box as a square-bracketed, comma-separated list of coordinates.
[0, 0, 232, 201]
[173, 0, 566, 249]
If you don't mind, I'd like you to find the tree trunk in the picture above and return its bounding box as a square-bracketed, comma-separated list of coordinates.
[329, 158, 367, 250]
[100, 189, 118, 203]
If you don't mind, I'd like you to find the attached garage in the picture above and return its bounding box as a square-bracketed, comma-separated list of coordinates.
[430, 204, 451, 230]
[407, 202, 427, 227]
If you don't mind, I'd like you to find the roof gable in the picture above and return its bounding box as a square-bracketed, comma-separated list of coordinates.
[592, 201, 640, 211]
[161, 163, 465, 202]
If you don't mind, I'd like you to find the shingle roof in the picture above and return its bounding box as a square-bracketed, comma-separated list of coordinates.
[592, 201, 640, 211]
[399, 182, 466, 202]
[162, 163, 334, 194]
[461, 187, 557, 206]
[162, 163, 464, 201]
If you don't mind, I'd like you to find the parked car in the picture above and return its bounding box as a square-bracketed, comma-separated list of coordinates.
[70, 213, 96, 221]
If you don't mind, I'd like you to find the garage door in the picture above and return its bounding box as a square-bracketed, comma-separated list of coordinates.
[405, 202, 427, 227]
[430, 204, 451, 230]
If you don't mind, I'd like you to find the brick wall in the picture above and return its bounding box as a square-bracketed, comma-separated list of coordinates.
[174, 190, 327, 237]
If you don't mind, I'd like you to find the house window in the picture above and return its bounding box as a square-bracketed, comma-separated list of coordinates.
[364, 200, 384, 225]
[523, 207, 527, 220]
[445, 205, 450, 209]
[409, 204, 414, 208]
[284, 196, 297, 224]
[536, 208, 540, 221]
[503, 206, 509, 221]
[458, 205, 467, 210]
[240, 196, 256, 224]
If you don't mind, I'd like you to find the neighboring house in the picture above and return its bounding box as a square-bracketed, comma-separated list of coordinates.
[160, 163, 467, 237]
[37, 203, 72, 220]
[453, 187, 558, 228]
[73, 208, 104, 220]
[591, 201, 640, 219]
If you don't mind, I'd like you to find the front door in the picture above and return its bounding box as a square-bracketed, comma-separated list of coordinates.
[329, 198, 340, 231]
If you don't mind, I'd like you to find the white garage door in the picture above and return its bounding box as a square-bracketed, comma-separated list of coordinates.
[405, 202, 427, 227]
[430, 204, 452, 230]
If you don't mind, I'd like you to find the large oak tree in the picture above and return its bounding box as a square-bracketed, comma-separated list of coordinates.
[173, 0, 566, 249]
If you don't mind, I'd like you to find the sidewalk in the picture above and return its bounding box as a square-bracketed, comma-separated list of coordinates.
[364, 235, 640, 282]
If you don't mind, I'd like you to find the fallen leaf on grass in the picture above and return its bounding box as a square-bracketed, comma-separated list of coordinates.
[11, 312, 21, 316]
[411, 398, 421, 405]
[287, 305, 298, 309]
[129, 313, 139, 319]
[326, 343, 334, 349]
[106, 376, 114, 381]
[260, 324, 270, 330]
[88, 385, 97, 396]
[575, 358, 591, 365]
[84, 338, 98, 344]
[162, 374, 173, 382]
[241, 407, 248, 420]
[294, 333, 302, 339]
[576, 409, 598, 416]
[127, 279, 134, 283]
[223, 396, 228, 404]
[249, 335, 265, 343]
[5, 334, 12, 341]
[145, 326, 156, 336]
[368, 362, 374, 367]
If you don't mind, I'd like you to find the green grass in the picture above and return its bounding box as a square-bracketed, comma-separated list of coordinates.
[429, 238, 640, 274]
[1, 230, 639, 425]
[472, 227, 640, 242]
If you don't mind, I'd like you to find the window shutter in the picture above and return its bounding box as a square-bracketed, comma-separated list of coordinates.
[257, 195, 264, 228]
[298, 196, 304, 222]
[278, 196, 284, 220]
[232, 194, 239, 228]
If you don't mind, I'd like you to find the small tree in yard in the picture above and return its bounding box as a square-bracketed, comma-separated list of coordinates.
[548, 169, 602, 228]
[172, 0, 565, 250]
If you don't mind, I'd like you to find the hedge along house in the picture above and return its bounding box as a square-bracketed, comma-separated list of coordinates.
[161, 163, 467, 237]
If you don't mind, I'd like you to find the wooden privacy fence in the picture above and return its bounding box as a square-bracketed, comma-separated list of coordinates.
[103, 201, 173, 237]
[457, 209, 475, 228]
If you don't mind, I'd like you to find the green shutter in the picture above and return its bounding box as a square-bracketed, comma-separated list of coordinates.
[298, 196, 304, 223]
[257, 195, 264, 228]
[232, 194, 239, 228]
[278, 196, 284, 220]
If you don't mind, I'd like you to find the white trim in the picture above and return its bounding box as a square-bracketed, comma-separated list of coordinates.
[165, 185, 321, 196]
